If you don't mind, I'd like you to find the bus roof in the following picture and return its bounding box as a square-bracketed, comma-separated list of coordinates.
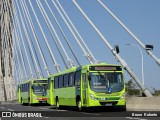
[18, 78, 47, 84]
[48, 63, 122, 78]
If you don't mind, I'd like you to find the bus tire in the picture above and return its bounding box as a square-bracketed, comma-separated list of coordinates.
[28, 98, 32, 106]
[77, 99, 82, 111]
[120, 105, 126, 111]
[56, 98, 60, 110]
[21, 98, 24, 105]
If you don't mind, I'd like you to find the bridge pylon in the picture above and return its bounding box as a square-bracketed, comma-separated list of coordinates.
[0, 0, 16, 101]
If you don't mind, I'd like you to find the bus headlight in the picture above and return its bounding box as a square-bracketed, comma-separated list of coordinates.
[90, 94, 97, 100]
[120, 93, 125, 100]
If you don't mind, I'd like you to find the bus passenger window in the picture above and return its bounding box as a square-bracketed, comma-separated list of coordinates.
[69, 73, 74, 86]
[22, 84, 24, 92]
[23, 84, 25, 92]
[59, 76, 64, 88]
[64, 74, 69, 87]
[20, 85, 22, 92]
[26, 84, 28, 92]
[24, 84, 26, 92]
[22, 84, 23, 92]
[54, 77, 59, 89]
[75, 71, 81, 86]
[48, 78, 51, 89]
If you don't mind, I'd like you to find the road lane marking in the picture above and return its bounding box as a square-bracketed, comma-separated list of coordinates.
[81, 112, 100, 116]
[39, 107, 49, 109]
[126, 117, 133, 119]
[0, 107, 5, 109]
[44, 117, 49, 119]
[56, 110, 67, 111]
[8, 109, 14, 111]
[125, 117, 148, 120]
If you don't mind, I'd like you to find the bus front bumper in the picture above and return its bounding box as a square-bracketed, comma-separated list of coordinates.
[87, 98, 125, 107]
[33, 97, 48, 103]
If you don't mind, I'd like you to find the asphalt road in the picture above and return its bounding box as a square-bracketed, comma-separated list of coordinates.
[0, 103, 159, 120]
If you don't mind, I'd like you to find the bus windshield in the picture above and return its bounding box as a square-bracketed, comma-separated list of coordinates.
[32, 84, 47, 96]
[89, 72, 124, 93]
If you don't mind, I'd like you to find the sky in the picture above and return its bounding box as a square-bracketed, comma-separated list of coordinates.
[11, 0, 160, 91]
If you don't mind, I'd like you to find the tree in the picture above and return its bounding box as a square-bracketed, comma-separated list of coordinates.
[125, 79, 140, 96]
[152, 88, 160, 96]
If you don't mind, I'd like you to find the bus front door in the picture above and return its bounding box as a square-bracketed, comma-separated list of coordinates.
[81, 73, 88, 106]
[18, 85, 21, 103]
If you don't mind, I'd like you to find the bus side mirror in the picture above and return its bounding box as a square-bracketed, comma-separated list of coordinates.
[114, 45, 120, 54]
[31, 85, 34, 89]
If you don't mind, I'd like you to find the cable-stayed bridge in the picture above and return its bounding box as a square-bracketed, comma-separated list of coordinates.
[0, 1, 160, 119]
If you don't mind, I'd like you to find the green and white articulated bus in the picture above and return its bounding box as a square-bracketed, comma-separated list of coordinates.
[47, 63, 126, 111]
[18, 78, 48, 105]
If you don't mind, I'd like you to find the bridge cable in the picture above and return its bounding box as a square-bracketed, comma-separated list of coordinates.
[28, 0, 60, 73]
[14, 44, 25, 82]
[72, 0, 153, 97]
[20, 0, 51, 76]
[45, 0, 81, 67]
[36, 0, 68, 69]
[97, 0, 160, 66]
[15, 0, 41, 78]
[56, 0, 98, 64]
[18, 0, 44, 78]
[13, 28, 24, 83]
[14, 19, 36, 79]
[13, 2, 34, 79]
[14, 54, 23, 83]
[13, 26, 28, 80]
[14, 1, 37, 79]
[52, 0, 93, 65]
[38, 0, 75, 68]
[13, 33, 24, 83]
[13, 61, 20, 85]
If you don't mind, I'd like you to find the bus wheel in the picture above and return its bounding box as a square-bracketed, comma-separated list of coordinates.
[56, 99, 60, 110]
[29, 102, 32, 106]
[28, 98, 32, 106]
[77, 100, 82, 111]
[120, 105, 126, 111]
[21, 98, 24, 105]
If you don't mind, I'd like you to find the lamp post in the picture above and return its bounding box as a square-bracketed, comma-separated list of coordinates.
[126, 44, 144, 86]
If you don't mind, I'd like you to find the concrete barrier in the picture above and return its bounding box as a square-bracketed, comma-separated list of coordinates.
[0, 99, 18, 104]
[126, 97, 160, 111]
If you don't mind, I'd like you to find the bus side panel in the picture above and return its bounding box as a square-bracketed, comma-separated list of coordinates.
[67, 87, 77, 106]
[47, 79, 51, 105]
[51, 80, 55, 105]
[55, 87, 77, 106]
[21, 92, 28, 103]
[47, 89, 50, 104]
[76, 85, 80, 105]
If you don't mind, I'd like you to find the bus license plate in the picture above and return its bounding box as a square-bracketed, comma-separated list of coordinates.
[105, 103, 112, 106]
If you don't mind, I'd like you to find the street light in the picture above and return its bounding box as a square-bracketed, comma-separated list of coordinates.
[125, 43, 144, 85]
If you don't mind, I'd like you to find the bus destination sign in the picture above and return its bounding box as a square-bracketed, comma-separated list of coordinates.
[89, 66, 122, 71]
